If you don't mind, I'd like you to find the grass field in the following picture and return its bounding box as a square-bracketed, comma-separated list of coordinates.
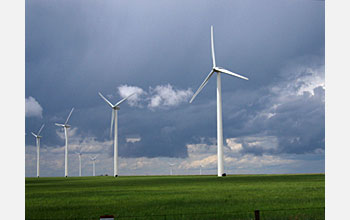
[25, 174, 325, 220]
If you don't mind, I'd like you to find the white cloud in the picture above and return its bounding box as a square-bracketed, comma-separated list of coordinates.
[257, 65, 325, 122]
[180, 135, 285, 171]
[126, 137, 141, 143]
[116, 84, 193, 109]
[226, 138, 243, 153]
[295, 66, 325, 96]
[148, 84, 193, 108]
[25, 96, 43, 118]
[238, 136, 279, 151]
[271, 65, 325, 98]
[117, 85, 146, 107]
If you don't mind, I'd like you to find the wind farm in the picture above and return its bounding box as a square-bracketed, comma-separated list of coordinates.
[24, 0, 325, 219]
[25, 25, 325, 219]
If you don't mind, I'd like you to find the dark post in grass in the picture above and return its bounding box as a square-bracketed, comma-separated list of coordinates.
[100, 215, 114, 220]
[254, 210, 260, 220]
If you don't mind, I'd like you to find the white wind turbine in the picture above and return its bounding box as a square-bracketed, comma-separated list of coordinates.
[168, 163, 175, 175]
[98, 92, 135, 177]
[90, 155, 98, 176]
[199, 164, 203, 175]
[31, 124, 45, 178]
[55, 107, 74, 177]
[189, 25, 249, 177]
[75, 149, 83, 177]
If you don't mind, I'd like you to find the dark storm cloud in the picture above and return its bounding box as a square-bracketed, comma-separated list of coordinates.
[26, 0, 324, 162]
[222, 60, 325, 156]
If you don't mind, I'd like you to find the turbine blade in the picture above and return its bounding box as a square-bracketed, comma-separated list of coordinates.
[31, 132, 37, 138]
[211, 25, 216, 67]
[55, 123, 65, 127]
[98, 92, 114, 108]
[115, 93, 135, 107]
[65, 108, 74, 124]
[217, 68, 249, 80]
[189, 70, 214, 103]
[110, 109, 114, 138]
[37, 124, 45, 135]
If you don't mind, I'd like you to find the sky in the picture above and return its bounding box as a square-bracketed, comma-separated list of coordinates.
[25, 0, 325, 177]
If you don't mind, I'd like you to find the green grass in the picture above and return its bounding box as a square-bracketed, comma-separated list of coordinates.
[25, 174, 324, 220]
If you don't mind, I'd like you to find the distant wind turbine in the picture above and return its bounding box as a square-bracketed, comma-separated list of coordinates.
[99, 92, 135, 177]
[90, 155, 98, 176]
[31, 124, 44, 178]
[199, 164, 203, 175]
[75, 149, 83, 177]
[55, 107, 74, 177]
[189, 25, 249, 177]
[168, 163, 175, 175]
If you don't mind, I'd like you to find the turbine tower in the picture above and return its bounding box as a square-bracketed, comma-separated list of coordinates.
[75, 149, 83, 177]
[168, 163, 175, 175]
[199, 164, 203, 175]
[99, 92, 135, 177]
[55, 107, 74, 177]
[189, 26, 249, 177]
[90, 155, 98, 176]
[31, 124, 44, 178]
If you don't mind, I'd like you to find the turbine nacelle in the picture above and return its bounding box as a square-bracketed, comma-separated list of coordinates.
[90, 155, 98, 161]
[31, 132, 42, 139]
[75, 148, 83, 156]
[54, 108, 74, 129]
[98, 92, 135, 137]
[98, 92, 135, 110]
[31, 124, 44, 139]
[55, 123, 71, 128]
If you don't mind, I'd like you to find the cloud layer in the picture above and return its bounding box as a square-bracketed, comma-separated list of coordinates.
[26, 130, 324, 177]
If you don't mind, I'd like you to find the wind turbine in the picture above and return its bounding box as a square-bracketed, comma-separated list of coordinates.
[55, 107, 74, 177]
[199, 164, 203, 175]
[98, 92, 135, 177]
[75, 149, 83, 177]
[189, 25, 249, 177]
[168, 163, 175, 175]
[31, 124, 44, 178]
[90, 155, 98, 176]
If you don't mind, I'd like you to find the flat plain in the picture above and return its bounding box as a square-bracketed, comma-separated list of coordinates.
[25, 174, 325, 220]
